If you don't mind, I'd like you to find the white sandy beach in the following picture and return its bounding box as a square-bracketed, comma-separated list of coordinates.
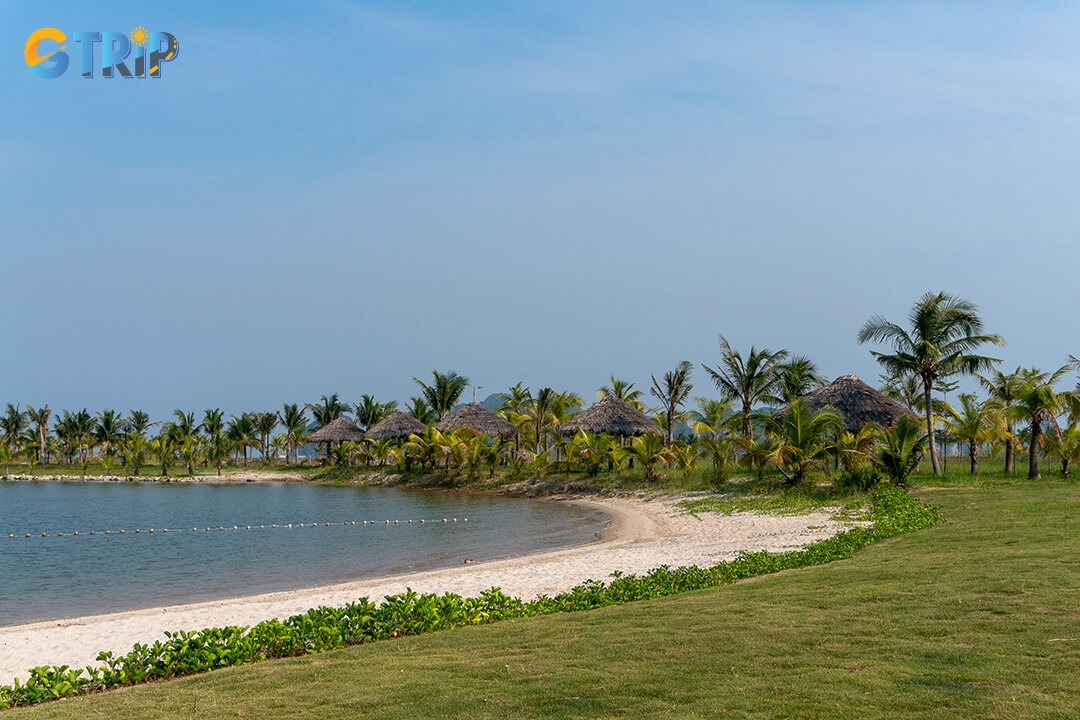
[0, 495, 860, 685]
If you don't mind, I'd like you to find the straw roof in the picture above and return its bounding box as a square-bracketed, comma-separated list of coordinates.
[364, 411, 428, 440]
[306, 416, 365, 443]
[559, 396, 662, 437]
[436, 403, 517, 437]
[776, 375, 920, 432]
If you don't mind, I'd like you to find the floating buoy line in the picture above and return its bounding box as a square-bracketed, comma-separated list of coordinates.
[6, 517, 469, 540]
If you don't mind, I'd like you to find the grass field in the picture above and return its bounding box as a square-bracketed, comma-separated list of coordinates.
[13, 480, 1080, 719]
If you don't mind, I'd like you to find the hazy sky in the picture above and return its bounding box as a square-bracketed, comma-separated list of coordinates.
[3, 1, 1079, 420]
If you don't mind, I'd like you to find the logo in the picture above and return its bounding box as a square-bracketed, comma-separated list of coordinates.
[25, 27, 179, 79]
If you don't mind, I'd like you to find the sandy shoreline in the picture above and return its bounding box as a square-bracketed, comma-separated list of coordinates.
[0, 495, 860, 685]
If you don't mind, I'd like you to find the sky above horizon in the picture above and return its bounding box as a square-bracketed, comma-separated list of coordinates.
[3, 1, 1080, 420]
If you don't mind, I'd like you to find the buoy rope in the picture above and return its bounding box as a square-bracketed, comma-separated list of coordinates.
[5, 518, 468, 540]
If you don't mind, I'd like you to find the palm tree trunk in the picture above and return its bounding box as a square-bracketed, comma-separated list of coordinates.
[969, 439, 978, 474]
[923, 380, 941, 475]
[742, 402, 752, 442]
[1005, 422, 1015, 474]
[1029, 419, 1041, 479]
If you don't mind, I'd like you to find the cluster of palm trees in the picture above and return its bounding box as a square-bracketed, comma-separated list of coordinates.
[2, 292, 1076, 484]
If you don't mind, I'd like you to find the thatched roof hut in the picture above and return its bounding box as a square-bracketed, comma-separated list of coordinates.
[436, 403, 517, 437]
[364, 411, 428, 441]
[559, 396, 662, 437]
[776, 375, 919, 432]
[307, 417, 365, 443]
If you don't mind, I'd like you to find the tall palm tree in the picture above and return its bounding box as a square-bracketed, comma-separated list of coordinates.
[497, 383, 532, 414]
[280, 403, 307, 463]
[1009, 367, 1072, 479]
[252, 412, 278, 461]
[702, 336, 788, 442]
[414, 370, 469, 420]
[773, 355, 825, 403]
[126, 410, 152, 436]
[529, 387, 561, 453]
[95, 410, 126, 461]
[226, 413, 258, 463]
[172, 410, 198, 440]
[1, 404, 28, 457]
[25, 404, 52, 464]
[942, 394, 1000, 475]
[857, 291, 1004, 476]
[650, 361, 694, 445]
[354, 395, 388, 430]
[202, 408, 225, 442]
[307, 393, 347, 428]
[976, 367, 1026, 474]
[596, 377, 645, 410]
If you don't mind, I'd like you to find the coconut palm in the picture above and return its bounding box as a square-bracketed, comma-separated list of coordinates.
[413, 370, 469, 420]
[270, 433, 288, 465]
[95, 410, 126, 462]
[596, 377, 645, 410]
[405, 397, 436, 426]
[612, 433, 672, 481]
[150, 434, 175, 476]
[574, 430, 613, 477]
[25, 404, 51, 464]
[528, 387, 561, 453]
[497, 383, 533, 414]
[703, 336, 789, 442]
[1009, 367, 1072, 479]
[123, 432, 148, 476]
[126, 410, 152, 436]
[650, 360, 694, 445]
[1, 404, 28, 457]
[773, 355, 826, 403]
[0, 444, 12, 475]
[857, 291, 1004, 475]
[879, 371, 922, 411]
[307, 393, 348, 429]
[279, 403, 307, 463]
[354, 395, 390, 430]
[226, 413, 259, 463]
[253, 412, 278, 461]
[874, 415, 927, 486]
[204, 433, 231, 476]
[976, 367, 1027, 474]
[941, 394, 1001, 475]
[834, 424, 880, 471]
[1046, 424, 1080, 478]
[760, 398, 845, 484]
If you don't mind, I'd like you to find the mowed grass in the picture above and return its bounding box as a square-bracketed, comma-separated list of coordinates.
[15, 482, 1080, 719]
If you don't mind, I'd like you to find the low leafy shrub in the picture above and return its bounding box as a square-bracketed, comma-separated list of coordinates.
[0, 485, 938, 709]
[834, 466, 886, 492]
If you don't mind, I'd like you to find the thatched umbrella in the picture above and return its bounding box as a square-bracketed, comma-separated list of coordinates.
[559, 396, 662, 437]
[776, 375, 919, 432]
[364, 411, 428, 441]
[436, 403, 517, 437]
[307, 417, 365, 459]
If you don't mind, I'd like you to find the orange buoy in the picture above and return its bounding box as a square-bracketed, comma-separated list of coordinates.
[74, 531, 79, 536]
[90, 531, 95, 536]
[120, 530, 125, 534]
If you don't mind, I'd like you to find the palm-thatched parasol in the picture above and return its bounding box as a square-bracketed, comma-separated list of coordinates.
[559, 396, 662, 437]
[364, 411, 428, 441]
[776, 375, 919, 432]
[436, 403, 517, 437]
[307, 417, 366, 443]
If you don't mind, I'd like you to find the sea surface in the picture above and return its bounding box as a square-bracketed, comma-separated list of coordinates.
[0, 480, 608, 625]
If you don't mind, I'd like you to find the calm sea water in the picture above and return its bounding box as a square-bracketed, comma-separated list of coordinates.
[0, 480, 608, 625]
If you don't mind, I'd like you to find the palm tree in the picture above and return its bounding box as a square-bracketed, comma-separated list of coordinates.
[773, 355, 825, 403]
[226, 413, 258, 463]
[498, 383, 533, 414]
[25, 404, 52, 464]
[95, 410, 126, 462]
[879, 371, 922, 411]
[307, 393, 347, 429]
[126, 410, 152, 436]
[204, 433, 231, 476]
[650, 360, 694, 445]
[874, 415, 927, 486]
[834, 424, 880, 471]
[150, 434, 175, 476]
[1009, 367, 1072, 479]
[414, 370, 469, 420]
[1, 404, 28, 459]
[702, 336, 789, 442]
[123, 431, 148, 476]
[976, 367, 1027, 474]
[941, 394, 1000, 475]
[857, 291, 1004, 475]
[761, 398, 845, 484]
[612, 433, 672, 481]
[528, 388, 561, 453]
[354, 395, 388, 430]
[253, 412, 278, 461]
[405, 397, 436, 426]
[596, 377, 645, 410]
[279, 403, 307, 463]
[1046, 424, 1080, 478]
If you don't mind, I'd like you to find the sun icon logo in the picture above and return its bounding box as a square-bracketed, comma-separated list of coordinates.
[130, 26, 149, 46]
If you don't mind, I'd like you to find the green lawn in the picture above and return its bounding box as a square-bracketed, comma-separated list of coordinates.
[14, 481, 1080, 719]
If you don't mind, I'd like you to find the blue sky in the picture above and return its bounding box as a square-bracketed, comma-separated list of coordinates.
[2, 1, 1079, 419]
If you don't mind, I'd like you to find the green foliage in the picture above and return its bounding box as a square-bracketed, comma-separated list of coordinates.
[834, 465, 886, 492]
[0, 486, 937, 710]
